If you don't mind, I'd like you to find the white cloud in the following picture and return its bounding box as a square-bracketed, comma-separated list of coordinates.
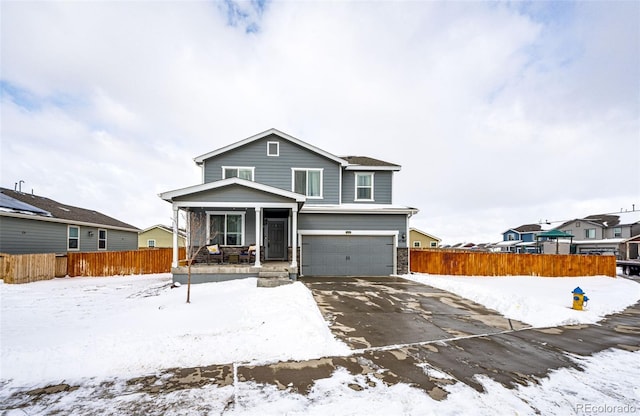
[1, 1, 637, 242]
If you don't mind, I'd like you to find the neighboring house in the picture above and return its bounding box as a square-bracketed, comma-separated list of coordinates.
[496, 224, 544, 253]
[138, 224, 186, 248]
[159, 128, 418, 280]
[554, 211, 640, 258]
[409, 228, 441, 248]
[0, 187, 139, 254]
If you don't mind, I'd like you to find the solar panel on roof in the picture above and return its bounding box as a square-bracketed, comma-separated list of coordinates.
[0, 193, 52, 216]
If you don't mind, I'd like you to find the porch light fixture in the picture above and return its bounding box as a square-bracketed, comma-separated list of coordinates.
[88, 231, 94, 237]
[345, 230, 352, 234]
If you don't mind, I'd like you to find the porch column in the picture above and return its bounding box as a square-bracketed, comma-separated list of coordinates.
[172, 205, 179, 267]
[290, 206, 298, 268]
[254, 207, 262, 267]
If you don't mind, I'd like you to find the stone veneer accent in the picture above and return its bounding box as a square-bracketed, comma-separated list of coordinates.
[396, 247, 409, 275]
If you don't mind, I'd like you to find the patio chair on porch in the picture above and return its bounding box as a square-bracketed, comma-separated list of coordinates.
[205, 244, 224, 264]
[239, 245, 256, 264]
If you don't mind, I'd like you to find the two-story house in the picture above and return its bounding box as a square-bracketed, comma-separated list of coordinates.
[555, 211, 640, 257]
[159, 128, 418, 283]
[496, 224, 543, 253]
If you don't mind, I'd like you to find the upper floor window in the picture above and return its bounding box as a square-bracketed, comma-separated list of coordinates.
[413, 241, 421, 248]
[208, 212, 245, 246]
[223, 167, 254, 181]
[147, 239, 156, 248]
[613, 227, 622, 238]
[292, 168, 322, 198]
[507, 234, 515, 241]
[68, 226, 79, 250]
[585, 228, 596, 239]
[267, 141, 279, 156]
[355, 173, 374, 201]
[98, 229, 107, 250]
[430, 241, 438, 248]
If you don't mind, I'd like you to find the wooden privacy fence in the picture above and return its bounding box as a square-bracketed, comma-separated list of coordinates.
[67, 247, 186, 277]
[0, 253, 57, 284]
[410, 249, 616, 277]
[1, 248, 186, 283]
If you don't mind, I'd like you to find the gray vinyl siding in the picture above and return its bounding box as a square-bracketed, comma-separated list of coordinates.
[0, 216, 68, 254]
[98, 229, 138, 251]
[0, 216, 138, 254]
[298, 213, 409, 248]
[174, 186, 296, 204]
[341, 171, 393, 204]
[202, 134, 341, 204]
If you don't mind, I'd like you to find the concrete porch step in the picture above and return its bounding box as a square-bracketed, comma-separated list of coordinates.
[258, 271, 290, 279]
[257, 277, 293, 288]
[257, 270, 292, 288]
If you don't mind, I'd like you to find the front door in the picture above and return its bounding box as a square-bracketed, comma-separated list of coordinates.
[265, 219, 287, 260]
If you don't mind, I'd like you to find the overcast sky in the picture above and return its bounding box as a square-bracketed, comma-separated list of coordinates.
[1, 1, 638, 244]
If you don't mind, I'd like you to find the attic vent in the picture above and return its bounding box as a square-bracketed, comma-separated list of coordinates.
[58, 207, 70, 212]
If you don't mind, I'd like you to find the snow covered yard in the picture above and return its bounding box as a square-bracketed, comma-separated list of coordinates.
[1, 272, 639, 415]
[404, 272, 640, 327]
[0, 274, 350, 387]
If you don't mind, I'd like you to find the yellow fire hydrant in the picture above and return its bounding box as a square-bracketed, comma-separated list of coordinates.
[572, 287, 589, 311]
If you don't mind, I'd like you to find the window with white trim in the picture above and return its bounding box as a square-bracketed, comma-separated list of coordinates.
[430, 241, 438, 248]
[208, 212, 245, 246]
[267, 141, 279, 156]
[147, 239, 156, 248]
[355, 172, 374, 201]
[613, 227, 622, 237]
[98, 229, 107, 250]
[292, 168, 322, 198]
[68, 226, 79, 250]
[222, 167, 254, 180]
[413, 241, 421, 248]
[585, 228, 596, 239]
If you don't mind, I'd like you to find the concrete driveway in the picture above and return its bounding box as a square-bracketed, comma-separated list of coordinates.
[235, 275, 638, 399]
[300, 275, 529, 349]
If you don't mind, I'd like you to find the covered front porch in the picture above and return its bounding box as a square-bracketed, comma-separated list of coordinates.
[160, 178, 306, 283]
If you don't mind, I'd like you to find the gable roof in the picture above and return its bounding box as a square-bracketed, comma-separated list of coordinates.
[159, 177, 307, 203]
[557, 211, 640, 229]
[342, 156, 401, 171]
[193, 128, 349, 166]
[139, 224, 187, 237]
[410, 227, 441, 241]
[0, 188, 139, 231]
[503, 224, 543, 234]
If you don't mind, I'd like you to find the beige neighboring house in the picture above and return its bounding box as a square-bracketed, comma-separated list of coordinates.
[138, 224, 186, 249]
[410, 227, 441, 249]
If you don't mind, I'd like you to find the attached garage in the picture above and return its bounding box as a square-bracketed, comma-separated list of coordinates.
[301, 235, 395, 276]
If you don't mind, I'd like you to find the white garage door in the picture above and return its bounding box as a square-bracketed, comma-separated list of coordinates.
[301, 235, 394, 276]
